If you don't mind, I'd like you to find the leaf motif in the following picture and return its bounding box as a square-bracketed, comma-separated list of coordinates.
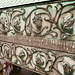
[61, 24, 73, 34]
[64, 71, 68, 75]
[57, 62, 64, 75]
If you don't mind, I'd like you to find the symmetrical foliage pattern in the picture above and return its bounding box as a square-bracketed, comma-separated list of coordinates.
[0, 41, 75, 75]
[0, 1, 75, 75]
[0, 1, 75, 40]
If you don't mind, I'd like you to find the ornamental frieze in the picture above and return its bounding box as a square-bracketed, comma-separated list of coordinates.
[0, 37, 75, 75]
[0, 35, 75, 54]
[0, 0, 75, 75]
[0, 1, 75, 40]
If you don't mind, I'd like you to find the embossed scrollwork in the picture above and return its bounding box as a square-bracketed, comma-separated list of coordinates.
[0, 42, 75, 75]
[0, 2, 75, 39]
[0, 9, 25, 35]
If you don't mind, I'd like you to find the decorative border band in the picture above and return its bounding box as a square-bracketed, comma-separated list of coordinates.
[0, 1, 75, 40]
[0, 1, 75, 75]
[0, 36, 75, 75]
[0, 35, 75, 54]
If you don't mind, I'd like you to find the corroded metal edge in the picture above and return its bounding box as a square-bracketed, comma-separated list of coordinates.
[0, 35, 75, 54]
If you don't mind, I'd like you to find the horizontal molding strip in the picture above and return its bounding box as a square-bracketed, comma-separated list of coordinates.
[0, 0, 74, 9]
[0, 35, 75, 54]
[0, 0, 50, 9]
[0, 35, 75, 75]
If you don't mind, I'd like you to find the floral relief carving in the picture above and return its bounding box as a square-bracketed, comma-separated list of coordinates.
[0, 1, 74, 75]
[0, 13, 10, 34]
[0, 9, 25, 35]
[60, 13, 75, 39]
[33, 14, 42, 30]
[0, 2, 74, 40]
[62, 14, 74, 31]
[0, 42, 75, 75]
[57, 56, 75, 75]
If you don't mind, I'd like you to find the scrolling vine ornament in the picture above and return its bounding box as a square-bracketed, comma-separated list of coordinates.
[0, 1, 75, 75]
[0, 1, 75, 40]
[0, 39, 75, 75]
